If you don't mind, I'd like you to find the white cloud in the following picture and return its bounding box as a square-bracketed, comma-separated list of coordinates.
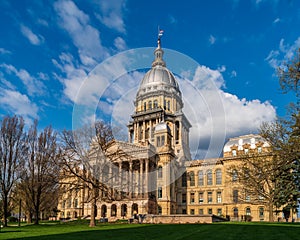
[230, 70, 237, 78]
[266, 37, 300, 69]
[180, 65, 276, 158]
[114, 37, 127, 51]
[54, 0, 109, 67]
[20, 25, 44, 45]
[0, 48, 11, 55]
[0, 64, 46, 96]
[273, 18, 280, 24]
[94, 0, 126, 33]
[0, 88, 38, 124]
[209, 35, 216, 45]
[191, 65, 225, 90]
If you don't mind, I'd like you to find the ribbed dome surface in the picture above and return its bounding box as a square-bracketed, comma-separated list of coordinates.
[137, 65, 180, 97]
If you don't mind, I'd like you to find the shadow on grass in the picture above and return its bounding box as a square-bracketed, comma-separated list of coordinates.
[2, 223, 300, 240]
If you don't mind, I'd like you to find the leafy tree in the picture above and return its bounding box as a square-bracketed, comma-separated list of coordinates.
[0, 116, 26, 226]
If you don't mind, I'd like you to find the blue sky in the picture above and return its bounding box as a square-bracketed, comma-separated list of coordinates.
[0, 0, 299, 158]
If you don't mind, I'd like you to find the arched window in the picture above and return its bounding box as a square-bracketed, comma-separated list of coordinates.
[207, 169, 213, 185]
[198, 170, 204, 186]
[111, 204, 117, 217]
[216, 169, 222, 185]
[153, 100, 158, 108]
[101, 205, 107, 218]
[121, 204, 127, 217]
[232, 150, 237, 156]
[233, 208, 238, 218]
[148, 101, 152, 110]
[143, 102, 146, 111]
[232, 169, 238, 182]
[158, 166, 163, 178]
[132, 203, 138, 215]
[246, 207, 251, 216]
[189, 171, 195, 186]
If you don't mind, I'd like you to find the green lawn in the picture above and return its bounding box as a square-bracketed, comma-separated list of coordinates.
[1, 221, 300, 240]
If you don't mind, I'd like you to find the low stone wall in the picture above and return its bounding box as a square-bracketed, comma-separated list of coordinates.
[143, 214, 227, 224]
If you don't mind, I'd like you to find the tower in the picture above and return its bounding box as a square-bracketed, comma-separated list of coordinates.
[127, 37, 192, 162]
[127, 35, 192, 214]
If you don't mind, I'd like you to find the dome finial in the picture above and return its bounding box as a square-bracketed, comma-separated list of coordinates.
[152, 28, 166, 67]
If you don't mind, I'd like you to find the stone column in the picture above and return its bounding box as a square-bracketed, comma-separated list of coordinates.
[145, 159, 149, 195]
[143, 121, 146, 142]
[139, 160, 143, 197]
[109, 164, 114, 198]
[118, 162, 122, 198]
[129, 161, 133, 198]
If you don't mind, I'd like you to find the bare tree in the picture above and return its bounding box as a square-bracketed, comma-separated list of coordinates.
[60, 121, 127, 227]
[0, 116, 26, 226]
[18, 121, 59, 224]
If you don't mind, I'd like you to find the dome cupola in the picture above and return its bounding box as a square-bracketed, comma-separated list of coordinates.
[136, 38, 181, 100]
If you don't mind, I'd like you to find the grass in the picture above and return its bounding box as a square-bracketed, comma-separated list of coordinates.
[1, 221, 300, 240]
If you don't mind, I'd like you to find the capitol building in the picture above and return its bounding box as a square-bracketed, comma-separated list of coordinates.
[58, 38, 284, 223]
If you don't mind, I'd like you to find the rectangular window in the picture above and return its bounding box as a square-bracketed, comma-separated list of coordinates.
[158, 166, 162, 178]
[208, 208, 213, 214]
[182, 193, 186, 204]
[190, 192, 195, 203]
[217, 208, 222, 216]
[158, 187, 162, 199]
[182, 172, 187, 187]
[156, 136, 160, 147]
[74, 199, 78, 208]
[198, 171, 204, 186]
[257, 147, 262, 153]
[67, 199, 71, 208]
[189, 172, 195, 186]
[207, 191, 213, 203]
[161, 135, 165, 145]
[199, 209, 203, 215]
[199, 192, 204, 204]
[259, 207, 264, 219]
[216, 169, 222, 185]
[207, 170, 213, 185]
[232, 150, 237, 156]
[233, 190, 238, 203]
[190, 209, 195, 215]
[217, 191, 222, 203]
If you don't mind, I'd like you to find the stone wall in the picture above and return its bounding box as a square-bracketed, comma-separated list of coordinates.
[143, 214, 226, 224]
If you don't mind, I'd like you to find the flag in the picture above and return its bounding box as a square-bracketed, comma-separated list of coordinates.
[158, 29, 164, 38]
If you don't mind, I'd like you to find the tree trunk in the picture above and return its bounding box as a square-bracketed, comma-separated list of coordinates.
[3, 195, 8, 227]
[268, 203, 274, 222]
[34, 194, 40, 225]
[26, 211, 32, 224]
[89, 190, 97, 227]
